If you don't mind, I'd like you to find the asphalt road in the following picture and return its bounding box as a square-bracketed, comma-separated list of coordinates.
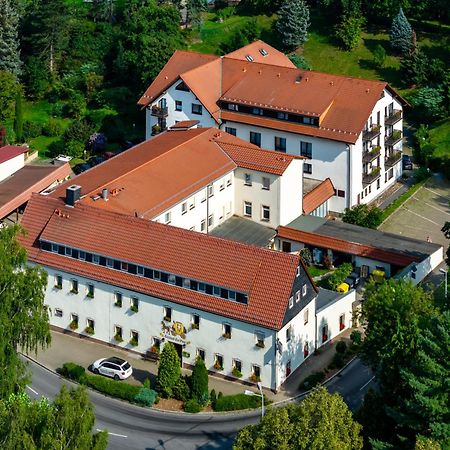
[26, 357, 374, 450]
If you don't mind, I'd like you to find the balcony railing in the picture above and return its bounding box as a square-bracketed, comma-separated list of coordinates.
[363, 124, 381, 141]
[151, 123, 167, 136]
[385, 109, 402, 126]
[363, 167, 381, 185]
[362, 146, 381, 163]
[151, 105, 168, 118]
[385, 151, 402, 167]
[385, 130, 402, 146]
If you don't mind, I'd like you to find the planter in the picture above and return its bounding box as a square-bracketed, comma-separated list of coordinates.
[70, 289, 78, 294]
[86, 293, 94, 299]
[222, 332, 231, 339]
[214, 363, 224, 371]
[232, 368, 243, 378]
[191, 323, 199, 330]
[163, 316, 171, 322]
[55, 284, 62, 290]
[250, 374, 261, 383]
[150, 346, 160, 354]
[129, 338, 138, 347]
[69, 320, 78, 330]
[130, 305, 138, 313]
[255, 341, 265, 349]
[85, 326, 95, 335]
[114, 334, 123, 343]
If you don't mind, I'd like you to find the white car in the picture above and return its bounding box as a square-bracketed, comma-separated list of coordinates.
[91, 357, 133, 380]
[55, 154, 73, 163]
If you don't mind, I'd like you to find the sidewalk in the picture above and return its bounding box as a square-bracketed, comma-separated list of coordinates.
[27, 328, 356, 402]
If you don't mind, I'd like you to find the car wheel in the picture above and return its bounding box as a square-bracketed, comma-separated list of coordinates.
[114, 374, 119, 381]
[93, 368, 99, 375]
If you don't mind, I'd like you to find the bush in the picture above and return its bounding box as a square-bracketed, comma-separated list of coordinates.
[324, 263, 353, 291]
[86, 374, 140, 402]
[300, 247, 312, 266]
[330, 352, 346, 369]
[63, 91, 86, 119]
[336, 341, 347, 354]
[63, 120, 93, 144]
[232, 367, 243, 378]
[210, 389, 217, 406]
[58, 362, 87, 384]
[43, 118, 64, 137]
[299, 371, 326, 390]
[372, 44, 386, 68]
[409, 87, 446, 122]
[213, 393, 262, 412]
[350, 330, 362, 346]
[23, 121, 43, 140]
[342, 204, 382, 229]
[184, 399, 202, 413]
[172, 376, 191, 402]
[156, 342, 181, 398]
[191, 358, 209, 405]
[335, 15, 365, 51]
[288, 54, 311, 70]
[134, 388, 157, 407]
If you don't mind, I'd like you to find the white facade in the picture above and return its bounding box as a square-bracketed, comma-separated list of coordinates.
[0, 152, 25, 183]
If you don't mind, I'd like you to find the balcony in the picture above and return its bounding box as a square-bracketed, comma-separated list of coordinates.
[151, 123, 167, 136]
[385, 109, 402, 126]
[385, 150, 402, 167]
[363, 167, 381, 185]
[150, 105, 168, 118]
[363, 124, 381, 141]
[362, 146, 381, 163]
[385, 130, 402, 146]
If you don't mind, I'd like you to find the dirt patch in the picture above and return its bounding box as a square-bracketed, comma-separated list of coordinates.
[153, 398, 184, 412]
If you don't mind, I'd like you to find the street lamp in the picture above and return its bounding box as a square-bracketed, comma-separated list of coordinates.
[439, 268, 448, 299]
[244, 381, 264, 419]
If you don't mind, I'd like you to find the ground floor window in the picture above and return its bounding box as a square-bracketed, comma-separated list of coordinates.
[286, 360, 291, 378]
[86, 318, 95, 334]
[70, 313, 78, 330]
[339, 314, 345, 331]
[214, 354, 223, 370]
[55, 308, 63, 318]
[322, 325, 328, 343]
[304, 342, 309, 359]
[114, 325, 123, 342]
[55, 275, 62, 289]
[232, 359, 242, 377]
[252, 364, 261, 382]
[197, 348, 205, 361]
[130, 330, 139, 346]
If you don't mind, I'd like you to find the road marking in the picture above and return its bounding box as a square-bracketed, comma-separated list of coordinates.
[401, 206, 440, 225]
[359, 376, 375, 391]
[27, 386, 39, 395]
[96, 429, 127, 438]
[423, 201, 450, 216]
[424, 187, 448, 199]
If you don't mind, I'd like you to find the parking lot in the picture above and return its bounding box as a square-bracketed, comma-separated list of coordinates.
[379, 173, 450, 250]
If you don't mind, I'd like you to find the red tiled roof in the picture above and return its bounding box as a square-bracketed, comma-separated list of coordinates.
[21, 194, 304, 330]
[170, 120, 200, 129]
[0, 145, 27, 164]
[215, 138, 303, 175]
[303, 178, 335, 215]
[277, 226, 420, 267]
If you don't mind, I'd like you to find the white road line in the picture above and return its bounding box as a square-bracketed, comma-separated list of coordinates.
[401, 206, 440, 225]
[424, 187, 448, 198]
[423, 201, 450, 216]
[359, 376, 375, 391]
[96, 429, 127, 438]
[27, 386, 39, 395]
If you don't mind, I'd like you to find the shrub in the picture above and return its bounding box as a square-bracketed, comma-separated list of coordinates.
[336, 341, 347, 354]
[213, 393, 261, 412]
[288, 53, 311, 70]
[409, 87, 446, 122]
[218, 391, 223, 399]
[342, 204, 382, 229]
[330, 352, 346, 369]
[23, 121, 42, 140]
[300, 247, 312, 266]
[299, 371, 326, 390]
[324, 263, 353, 291]
[210, 389, 217, 405]
[184, 399, 202, 413]
[335, 15, 365, 51]
[156, 342, 181, 398]
[172, 377, 191, 402]
[58, 362, 87, 384]
[232, 367, 243, 378]
[191, 358, 209, 405]
[43, 118, 64, 137]
[63, 120, 93, 144]
[350, 330, 362, 346]
[63, 91, 86, 119]
[84, 326, 94, 335]
[86, 374, 140, 402]
[372, 44, 386, 68]
[134, 388, 157, 407]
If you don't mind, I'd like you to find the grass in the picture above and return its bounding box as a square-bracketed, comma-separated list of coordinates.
[308, 266, 331, 278]
[429, 119, 450, 158]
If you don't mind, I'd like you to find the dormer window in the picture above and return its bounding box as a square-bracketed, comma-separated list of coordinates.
[259, 48, 268, 56]
[245, 54, 254, 62]
[252, 107, 263, 116]
[228, 103, 238, 111]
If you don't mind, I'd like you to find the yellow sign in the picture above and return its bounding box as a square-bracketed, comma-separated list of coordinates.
[172, 321, 184, 336]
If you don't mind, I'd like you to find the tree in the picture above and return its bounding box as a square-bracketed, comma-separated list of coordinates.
[342, 204, 382, 229]
[191, 357, 209, 405]
[0, 225, 51, 398]
[156, 342, 181, 398]
[186, 0, 206, 27]
[234, 387, 363, 450]
[373, 44, 387, 68]
[390, 8, 413, 54]
[335, 15, 365, 50]
[13, 91, 23, 143]
[0, 387, 108, 449]
[442, 222, 450, 265]
[0, 70, 19, 123]
[410, 87, 446, 122]
[276, 0, 310, 51]
[361, 279, 436, 398]
[0, 0, 22, 77]
[288, 54, 311, 70]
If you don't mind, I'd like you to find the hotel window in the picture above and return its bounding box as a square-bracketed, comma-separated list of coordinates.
[55, 308, 63, 318]
[165, 212, 171, 224]
[191, 103, 203, 115]
[70, 279, 78, 294]
[55, 275, 63, 289]
[255, 331, 265, 348]
[114, 292, 122, 307]
[249, 131, 261, 147]
[300, 141, 312, 158]
[87, 283, 95, 298]
[65, 247, 72, 256]
[86, 318, 95, 332]
[92, 254, 100, 264]
[295, 290, 300, 303]
[337, 190, 346, 198]
[289, 296, 294, 309]
[79, 250, 86, 260]
[71, 313, 78, 327]
[222, 323, 232, 339]
[286, 326, 292, 342]
[228, 103, 238, 111]
[274, 136, 286, 152]
[208, 214, 214, 227]
[189, 198, 195, 210]
[130, 330, 139, 346]
[244, 201, 252, 217]
[106, 258, 113, 268]
[191, 313, 200, 329]
[207, 184, 214, 197]
[261, 205, 270, 221]
[302, 283, 307, 296]
[303, 163, 312, 174]
[226, 176, 232, 187]
[114, 325, 122, 340]
[175, 100, 182, 111]
[215, 354, 224, 369]
[304, 308, 309, 325]
[244, 173, 252, 186]
[121, 261, 128, 271]
[252, 107, 263, 115]
[163, 306, 172, 321]
[233, 359, 242, 372]
[225, 126, 237, 136]
[130, 296, 139, 312]
[277, 111, 288, 120]
[197, 348, 205, 361]
[168, 274, 176, 284]
[200, 219, 206, 232]
[181, 202, 187, 215]
[262, 177, 270, 190]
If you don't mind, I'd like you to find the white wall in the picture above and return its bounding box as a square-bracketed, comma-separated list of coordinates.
[0, 153, 25, 182]
[353, 256, 391, 278]
[279, 159, 303, 225]
[316, 289, 355, 348]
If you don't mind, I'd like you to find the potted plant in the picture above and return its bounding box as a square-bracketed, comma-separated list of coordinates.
[150, 345, 160, 354]
[130, 304, 138, 313]
[255, 340, 265, 349]
[191, 323, 199, 330]
[55, 283, 62, 290]
[69, 320, 78, 330]
[222, 332, 231, 339]
[70, 288, 78, 294]
[114, 334, 123, 343]
[86, 292, 94, 299]
[214, 361, 223, 371]
[85, 326, 94, 335]
[163, 316, 171, 322]
[250, 373, 261, 383]
[232, 367, 243, 378]
[130, 337, 138, 347]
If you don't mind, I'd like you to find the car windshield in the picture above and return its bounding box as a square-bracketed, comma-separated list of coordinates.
[122, 362, 131, 370]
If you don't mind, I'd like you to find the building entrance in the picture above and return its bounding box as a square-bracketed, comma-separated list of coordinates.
[173, 342, 183, 365]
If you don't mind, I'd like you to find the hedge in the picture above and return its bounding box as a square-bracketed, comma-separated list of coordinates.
[184, 399, 202, 413]
[299, 371, 326, 390]
[213, 393, 261, 412]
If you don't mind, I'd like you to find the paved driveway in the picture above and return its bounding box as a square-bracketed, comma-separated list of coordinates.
[379, 173, 450, 250]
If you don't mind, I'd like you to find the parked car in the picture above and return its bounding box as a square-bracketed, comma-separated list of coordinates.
[402, 154, 413, 170]
[91, 357, 133, 380]
[73, 163, 91, 175]
[88, 155, 105, 166]
[344, 272, 361, 289]
[54, 154, 72, 163]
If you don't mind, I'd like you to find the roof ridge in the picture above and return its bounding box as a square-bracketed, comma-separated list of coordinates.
[303, 177, 334, 197]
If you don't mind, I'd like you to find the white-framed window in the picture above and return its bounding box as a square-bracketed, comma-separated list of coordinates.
[228, 290, 236, 300]
[168, 274, 176, 284]
[214, 353, 223, 369]
[304, 309, 309, 325]
[244, 201, 252, 217]
[86, 318, 95, 331]
[106, 257, 113, 267]
[87, 283, 95, 298]
[261, 205, 270, 222]
[303, 163, 312, 174]
[208, 214, 214, 227]
[200, 219, 206, 232]
[233, 358, 242, 372]
[70, 279, 78, 294]
[92, 254, 100, 264]
[114, 292, 123, 307]
[189, 198, 195, 210]
[165, 212, 171, 224]
[228, 103, 238, 111]
[65, 247, 72, 256]
[121, 261, 128, 271]
[130, 330, 139, 346]
[302, 283, 307, 296]
[181, 202, 187, 215]
[137, 266, 144, 276]
[201, 189, 206, 202]
[197, 348, 205, 361]
[191, 313, 200, 329]
[175, 100, 182, 111]
[222, 323, 232, 339]
[295, 290, 300, 303]
[225, 126, 237, 136]
[55, 274, 63, 289]
[213, 286, 220, 297]
[114, 325, 122, 340]
[207, 184, 214, 197]
[70, 313, 78, 326]
[262, 177, 270, 190]
[154, 270, 161, 280]
[198, 282, 206, 292]
[255, 331, 265, 348]
[252, 364, 261, 379]
[183, 278, 191, 289]
[79, 251, 86, 260]
[289, 296, 294, 309]
[192, 103, 203, 115]
[164, 306, 172, 321]
[286, 326, 292, 342]
[51, 243, 58, 252]
[244, 173, 252, 186]
[55, 308, 63, 318]
[130, 296, 139, 312]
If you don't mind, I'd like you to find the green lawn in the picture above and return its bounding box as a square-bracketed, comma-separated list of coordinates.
[308, 266, 332, 278]
[429, 119, 450, 158]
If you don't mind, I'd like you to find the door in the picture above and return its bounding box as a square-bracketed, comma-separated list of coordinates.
[100, 362, 114, 377]
[174, 343, 183, 366]
[322, 325, 328, 344]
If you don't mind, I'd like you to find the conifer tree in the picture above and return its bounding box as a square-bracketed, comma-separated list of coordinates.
[156, 342, 181, 398]
[13, 91, 23, 143]
[0, 0, 22, 77]
[191, 357, 209, 405]
[390, 8, 413, 54]
[276, 0, 310, 50]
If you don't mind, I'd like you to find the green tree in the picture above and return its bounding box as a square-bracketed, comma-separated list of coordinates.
[191, 357, 209, 405]
[442, 222, 450, 265]
[361, 279, 436, 398]
[186, 0, 206, 27]
[234, 387, 363, 450]
[410, 87, 446, 122]
[0, 0, 22, 77]
[13, 91, 23, 143]
[390, 8, 413, 54]
[0, 70, 19, 123]
[156, 342, 181, 398]
[342, 203, 382, 228]
[0, 225, 51, 398]
[335, 15, 365, 50]
[276, 0, 310, 51]
[288, 53, 311, 69]
[372, 44, 386, 68]
[0, 387, 108, 449]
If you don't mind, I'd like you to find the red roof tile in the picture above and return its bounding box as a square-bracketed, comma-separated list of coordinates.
[170, 120, 200, 129]
[277, 226, 419, 266]
[0, 145, 27, 164]
[303, 178, 335, 214]
[21, 194, 303, 330]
